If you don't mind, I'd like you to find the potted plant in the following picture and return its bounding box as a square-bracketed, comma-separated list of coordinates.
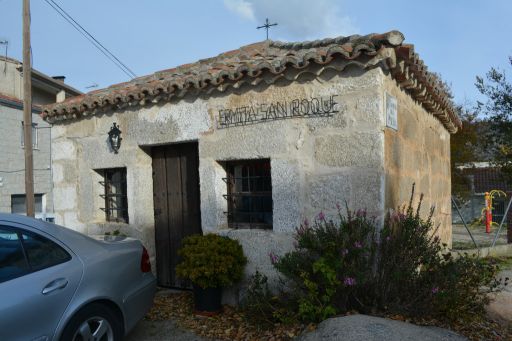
[176, 233, 247, 313]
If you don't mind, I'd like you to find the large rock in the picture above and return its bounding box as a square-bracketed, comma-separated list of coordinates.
[297, 315, 467, 341]
[487, 291, 512, 325]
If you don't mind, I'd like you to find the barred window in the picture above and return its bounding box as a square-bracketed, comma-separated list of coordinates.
[100, 168, 128, 223]
[223, 159, 272, 229]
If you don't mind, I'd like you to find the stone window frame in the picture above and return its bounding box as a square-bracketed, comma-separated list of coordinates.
[99, 168, 129, 224]
[223, 159, 273, 230]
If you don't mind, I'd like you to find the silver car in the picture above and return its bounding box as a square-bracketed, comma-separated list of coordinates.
[0, 213, 156, 341]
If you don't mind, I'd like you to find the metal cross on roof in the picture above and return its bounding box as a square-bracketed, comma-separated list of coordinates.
[257, 18, 278, 40]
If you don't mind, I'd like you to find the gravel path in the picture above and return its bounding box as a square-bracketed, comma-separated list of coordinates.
[452, 224, 508, 248]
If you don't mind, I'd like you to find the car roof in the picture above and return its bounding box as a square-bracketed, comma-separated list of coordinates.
[0, 213, 61, 233]
[0, 213, 103, 258]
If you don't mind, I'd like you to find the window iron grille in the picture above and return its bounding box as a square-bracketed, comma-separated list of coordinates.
[223, 160, 272, 229]
[99, 168, 128, 223]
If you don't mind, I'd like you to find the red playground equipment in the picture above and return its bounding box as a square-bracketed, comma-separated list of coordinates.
[482, 190, 506, 233]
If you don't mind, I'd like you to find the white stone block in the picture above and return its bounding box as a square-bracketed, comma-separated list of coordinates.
[50, 125, 67, 139]
[52, 163, 64, 183]
[63, 211, 84, 232]
[271, 159, 302, 233]
[53, 140, 76, 161]
[53, 186, 77, 210]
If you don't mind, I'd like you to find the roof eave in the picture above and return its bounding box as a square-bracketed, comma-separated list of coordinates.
[41, 31, 460, 133]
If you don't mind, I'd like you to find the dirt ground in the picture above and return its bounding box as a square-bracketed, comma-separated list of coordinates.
[452, 224, 508, 249]
[126, 320, 210, 341]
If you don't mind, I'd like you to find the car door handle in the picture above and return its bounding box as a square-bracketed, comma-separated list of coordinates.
[42, 278, 68, 295]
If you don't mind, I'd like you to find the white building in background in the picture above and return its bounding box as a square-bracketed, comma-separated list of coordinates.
[0, 56, 81, 220]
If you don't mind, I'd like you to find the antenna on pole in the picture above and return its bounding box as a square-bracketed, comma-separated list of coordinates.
[0, 40, 8, 74]
[257, 18, 278, 40]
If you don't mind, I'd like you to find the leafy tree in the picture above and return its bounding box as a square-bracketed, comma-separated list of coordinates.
[450, 106, 481, 198]
[476, 57, 512, 182]
[442, 69, 485, 199]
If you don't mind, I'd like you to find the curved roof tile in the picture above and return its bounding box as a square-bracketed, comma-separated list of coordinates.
[42, 30, 461, 133]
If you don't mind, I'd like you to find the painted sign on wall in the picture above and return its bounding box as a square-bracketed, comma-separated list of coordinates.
[217, 95, 339, 129]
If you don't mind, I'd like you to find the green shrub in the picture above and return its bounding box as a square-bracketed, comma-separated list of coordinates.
[254, 185, 503, 325]
[176, 234, 247, 289]
[374, 190, 442, 314]
[104, 229, 125, 237]
[428, 254, 499, 322]
[242, 271, 296, 327]
[272, 207, 378, 322]
[375, 186, 501, 322]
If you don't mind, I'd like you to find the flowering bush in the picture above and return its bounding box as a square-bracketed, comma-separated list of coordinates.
[374, 192, 443, 314]
[249, 185, 503, 325]
[375, 187, 501, 322]
[427, 254, 499, 322]
[271, 206, 377, 322]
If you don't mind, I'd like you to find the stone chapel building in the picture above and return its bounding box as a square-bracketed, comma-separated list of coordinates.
[42, 31, 460, 289]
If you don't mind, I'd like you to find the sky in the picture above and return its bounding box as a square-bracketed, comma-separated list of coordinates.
[0, 0, 511, 106]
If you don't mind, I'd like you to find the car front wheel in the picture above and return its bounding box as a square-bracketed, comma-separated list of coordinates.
[61, 303, 123, 341]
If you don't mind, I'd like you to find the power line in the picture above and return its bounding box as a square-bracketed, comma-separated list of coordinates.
[43, 0, 136, 79]
[0, 168, 50, 173]
[45, 0, 137, 79]
[43, 0, 137, 79]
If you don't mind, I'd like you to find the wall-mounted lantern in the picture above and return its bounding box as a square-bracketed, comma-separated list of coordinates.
[108, 123, 122, 154]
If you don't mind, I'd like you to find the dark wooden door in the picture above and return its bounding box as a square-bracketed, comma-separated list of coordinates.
[152, 142, 202, 288]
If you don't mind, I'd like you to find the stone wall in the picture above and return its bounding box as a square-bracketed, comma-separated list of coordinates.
[50, 96, 212, 263]
[382, 73, 452, 245]
[49, 64, 452, 299]
[50, 66, 388, 290]
[199, 68, 386, 295]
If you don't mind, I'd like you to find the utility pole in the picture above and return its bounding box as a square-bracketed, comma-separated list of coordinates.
[23, 0, 35, 217]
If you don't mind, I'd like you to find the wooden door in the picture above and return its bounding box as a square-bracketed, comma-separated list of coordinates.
[152, 142, 202, 287]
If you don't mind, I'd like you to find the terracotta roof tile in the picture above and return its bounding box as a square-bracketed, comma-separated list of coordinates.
[42, 30, 461, 133]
